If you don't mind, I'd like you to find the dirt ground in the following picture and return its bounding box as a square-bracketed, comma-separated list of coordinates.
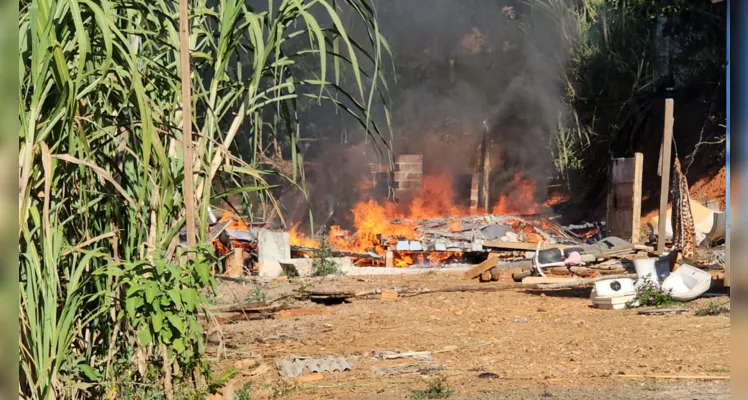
[205, 271, 729, 399]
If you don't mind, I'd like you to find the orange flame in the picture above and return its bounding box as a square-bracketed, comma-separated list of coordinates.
[288, 169, 545, 267]
[289, 224, 320, 248]
[492, 172, 538, 215]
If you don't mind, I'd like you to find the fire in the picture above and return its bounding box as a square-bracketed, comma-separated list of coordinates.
[289, 224, 320, 248]
[219, 211, 250, 231]
[492, 172, 538, 215]
[288, 169, 547, 267]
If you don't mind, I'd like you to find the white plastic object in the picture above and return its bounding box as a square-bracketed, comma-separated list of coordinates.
[593, 278, 636, 297]
[661, 264, 712, 301]
[633, 258, 658, 282]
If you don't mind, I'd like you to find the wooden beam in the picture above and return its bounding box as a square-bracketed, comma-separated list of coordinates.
[482, 241, 576, 251]
[463, 254, 499, 280]
[657, 99, 674, 254]
[480, 123, 490, 211]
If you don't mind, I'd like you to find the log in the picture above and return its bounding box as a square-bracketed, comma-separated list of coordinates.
[546, 267, 572, 275]
[480, 270, 492, 282]
[513, 269, 532, 282]
[488, 266, 502, 281]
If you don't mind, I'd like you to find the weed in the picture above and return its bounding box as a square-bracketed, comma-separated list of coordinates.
[271, 380, 298, 399]
[234, 381, 253, 400]
[410, 375, 454, 399]
[311, 232, 342, 277]
[628, 276, 675, 308]
[246, 286, 268, 304]
[695, 301, 730, 316]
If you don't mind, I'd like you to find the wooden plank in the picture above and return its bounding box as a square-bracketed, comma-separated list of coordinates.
[658, 99, 674, 254]
[482, 241, 576, 251]
[632, 153, 643, 243]
[522, 276, 579, 285]
[463, 255, 500, 280]
[612, 157, 637, 183]
[606, 154, 642, 244]
[380, 290, 399, 301]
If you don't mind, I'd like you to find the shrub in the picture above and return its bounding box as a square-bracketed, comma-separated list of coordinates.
[311, 233, 342, 277]
[628, 276, 674, 308]
[410, 375, 454, 399]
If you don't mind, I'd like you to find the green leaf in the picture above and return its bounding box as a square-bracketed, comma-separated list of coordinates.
[145, 282, 158, 304]
[195, 262, 210, 285]
[161, 327, 173, 344]
[167, 288, 182, 308]
[125, 295, 144, 318]
[152, 311, 163, 333]
[167, 314, 185, 334]
[79, 365, 100, 381]
[138, 326, 152, 346]
[172, 337, 185, 354]
[180, 288, 197, 312]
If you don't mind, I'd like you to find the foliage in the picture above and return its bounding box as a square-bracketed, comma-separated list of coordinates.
[410, 375, 454, 399]
[523, 0, 725, 197]
[112, 246, 218, 383]
[628, 276, 674, 308]
[19, 0, 391, 397]
[311, 232, 342, 277]
[234, 381, 253, 400]
[695, 301, 729, 316]
[246, 286, 268, 304]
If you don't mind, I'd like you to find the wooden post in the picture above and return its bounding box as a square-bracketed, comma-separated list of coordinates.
[480, 125, 490, 211]
[632, 153, 643, 243]
[657, 99, 674, 254]
[179, 0, 196, 256]
[606, 153, 643, 243]
[225, 247, 244, 277]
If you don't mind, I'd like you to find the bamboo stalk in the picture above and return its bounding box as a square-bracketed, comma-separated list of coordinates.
[179, 0, 196, 254]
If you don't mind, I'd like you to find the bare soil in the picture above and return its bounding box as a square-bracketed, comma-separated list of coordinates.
[207, 272, 730, 399]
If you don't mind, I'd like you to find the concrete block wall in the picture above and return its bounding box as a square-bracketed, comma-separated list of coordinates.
[470, 173, 480, 210]
[393, 155, 422, 201]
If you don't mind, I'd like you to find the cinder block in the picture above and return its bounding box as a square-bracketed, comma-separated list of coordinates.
[258, 229, 290, 278]
[393, 171, 422, 181]
[396, 163, 422, 172]
[396, 154, 423, 163]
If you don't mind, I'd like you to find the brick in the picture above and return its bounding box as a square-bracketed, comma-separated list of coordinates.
[396, 154, 422, 163]
[394, 171, 422, 181]
[396, 163, 422, 172]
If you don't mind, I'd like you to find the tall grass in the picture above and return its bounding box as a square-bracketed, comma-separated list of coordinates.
[19, 0, 391, 397]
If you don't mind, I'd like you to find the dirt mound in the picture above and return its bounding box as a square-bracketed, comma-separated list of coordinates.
[641, 165, 726, 226]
